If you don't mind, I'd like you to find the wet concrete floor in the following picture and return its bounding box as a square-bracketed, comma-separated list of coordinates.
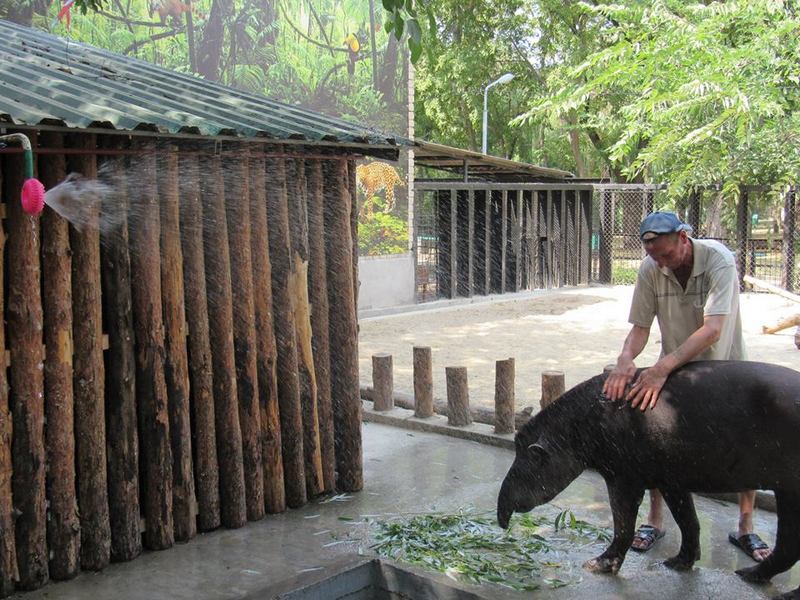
[16, 421, 798, 599]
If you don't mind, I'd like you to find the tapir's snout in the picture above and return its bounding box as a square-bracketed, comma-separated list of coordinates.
[497, 474, 515, 529]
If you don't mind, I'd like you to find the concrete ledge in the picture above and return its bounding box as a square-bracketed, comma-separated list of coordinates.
[362, 401, 514, 450]
[362, 401, 777, 514]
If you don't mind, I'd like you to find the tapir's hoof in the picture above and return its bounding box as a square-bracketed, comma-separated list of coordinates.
[736, 564, 772, 584]
[583, 555, 622, 575]
[663, 555, 695, 571]
[772, 589, 800, 600]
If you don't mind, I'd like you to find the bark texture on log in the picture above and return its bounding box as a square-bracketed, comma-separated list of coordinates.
[265, 156, 307, 508]
[286, 158, 324, 499]
[305, 160, 336, 492]
[158, 147, 197, 541]
[249, 153, 286, 514]
[494, 358, 515, 434]
[372, 354, 393, 411]
[0, 143, 26, 596]
[223, 150, 265, 522]
[203, 155, 247, 528]
[98, 138, 141, 563]
[445, 367, 471, 427]
[412, 347, 433, 418]
[128, 142, 174, 549]
[39, 132, 80, 579]
[540, 370, 565, 410]
[179, 151, 221, 532]
[324, 159, 362, 492]
[67, 134, 110, 571]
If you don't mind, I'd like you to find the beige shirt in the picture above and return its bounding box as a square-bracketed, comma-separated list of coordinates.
[629, 238, 746, 361]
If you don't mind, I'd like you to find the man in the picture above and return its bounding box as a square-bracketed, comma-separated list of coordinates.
[603, 211, 771, 562]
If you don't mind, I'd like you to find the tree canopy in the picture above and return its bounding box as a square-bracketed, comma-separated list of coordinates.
[396, 0, 800, 190]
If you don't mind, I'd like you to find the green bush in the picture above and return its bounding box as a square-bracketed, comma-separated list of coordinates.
[612, 265, 639, 285]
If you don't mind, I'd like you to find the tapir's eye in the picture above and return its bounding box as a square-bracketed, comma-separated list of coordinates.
[526, 443, 549, 462]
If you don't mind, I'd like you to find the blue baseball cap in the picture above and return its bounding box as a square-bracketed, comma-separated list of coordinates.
[639, 212, 693, 241]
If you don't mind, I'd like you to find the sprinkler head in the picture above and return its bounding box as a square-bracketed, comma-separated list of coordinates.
[21, 178, 45, 215]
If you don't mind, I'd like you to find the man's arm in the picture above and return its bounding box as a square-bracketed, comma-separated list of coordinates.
[602, 324, 651, 401]
[627, 314, 724, 410]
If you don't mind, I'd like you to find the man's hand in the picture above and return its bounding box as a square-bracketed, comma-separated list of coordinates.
[603, 361, 637, 401]
[627, 367, 668, 411]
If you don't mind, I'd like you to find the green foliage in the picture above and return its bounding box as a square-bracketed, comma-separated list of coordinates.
[612, 265, 639, 286]
[358, 196, 409, 256]
[371, 509, 610, 591]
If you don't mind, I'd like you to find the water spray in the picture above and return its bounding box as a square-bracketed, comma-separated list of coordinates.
[0, 133, 45, 215]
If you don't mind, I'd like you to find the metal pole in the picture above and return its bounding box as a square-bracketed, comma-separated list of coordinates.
[482, 86, 489, 155]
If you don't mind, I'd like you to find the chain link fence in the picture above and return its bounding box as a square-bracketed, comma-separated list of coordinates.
[591, 185, 799, 292]
[412, 183, 799, 302]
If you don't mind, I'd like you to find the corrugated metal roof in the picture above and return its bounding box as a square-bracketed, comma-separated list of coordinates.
[414, 140, 573, 181]
[0, 19, 406, 153]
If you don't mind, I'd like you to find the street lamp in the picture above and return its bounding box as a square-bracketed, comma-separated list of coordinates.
[481, 72, 515, 155]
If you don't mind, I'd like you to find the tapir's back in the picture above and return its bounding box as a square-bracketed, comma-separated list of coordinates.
[602, 361, 800, 493]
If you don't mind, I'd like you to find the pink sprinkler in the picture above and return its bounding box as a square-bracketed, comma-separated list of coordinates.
[0, 133, 45, 215]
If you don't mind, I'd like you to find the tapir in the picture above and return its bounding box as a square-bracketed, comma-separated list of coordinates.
[496, 360, 800, 600]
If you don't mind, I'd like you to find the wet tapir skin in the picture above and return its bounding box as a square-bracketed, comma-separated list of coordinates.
[497, 360, 800, 600]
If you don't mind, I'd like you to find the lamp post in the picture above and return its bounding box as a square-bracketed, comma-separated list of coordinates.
[481, 72, 515, 155]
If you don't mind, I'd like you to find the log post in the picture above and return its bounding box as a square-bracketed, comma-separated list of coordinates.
[446, 367, 471, 426]
[202, 154, 247, 527]
[372, 354, 394, 411]
[7, 130, 49, 589]
[67, 133, 111, 570]
[494, 358, 515, 434]
[286, 157, 324, 499]
[159, 146, 197, 540]
[0, 171, 15, 594]
[98, 136, 142, 562]
[265, 156, 307, 507]
[540, 370, 565, 409]
[127, 140, 174, 549]
[223, 148, 265, 521]
[347, 160, 359, 311]
[305, 160, 336, 493]
[323, 159, 362, 492]
[249, 151, 286, 513]
[39, 131, 80, 579]
[178, 149, 221, 531]
[413, 346, 433, 418]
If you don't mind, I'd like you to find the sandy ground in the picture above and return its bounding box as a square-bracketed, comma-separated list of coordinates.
[359, 285, 798, 412]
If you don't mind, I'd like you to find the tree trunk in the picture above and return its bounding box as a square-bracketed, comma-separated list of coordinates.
[128, 142, 174, 550]
[5, 133, 47, 590]
[324, 159, 362, 492]
[305, 160, 336, 492]
[286, 158, 324, 499]
[197, 0, 231, 81]
[158, 147, 197, 542]
[67, 133, 111, 571]
[223, 149, 265, 521]
[249, 150, 286, 514]
[179, 150, 221, 531]
[265, 156, 307, 508]
[203, 155, 247, 528]
[39, 131, 81, 579]
[98, 137, 142, 562]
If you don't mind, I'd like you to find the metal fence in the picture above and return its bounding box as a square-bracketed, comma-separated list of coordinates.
[592, 184, 799, 291]
[412, 183, 799, 303]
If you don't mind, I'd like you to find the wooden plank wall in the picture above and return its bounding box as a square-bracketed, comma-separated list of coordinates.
[0, 135, 363, 595]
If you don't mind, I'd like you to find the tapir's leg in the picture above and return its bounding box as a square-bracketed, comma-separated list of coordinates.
[737, 490, 800, 586]
[584, 480, 644, 575]
[660, 489, 701, 570]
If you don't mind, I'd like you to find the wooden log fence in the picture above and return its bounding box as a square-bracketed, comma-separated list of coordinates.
[0, 138, 365, 595]
[372, 354, 394, 411]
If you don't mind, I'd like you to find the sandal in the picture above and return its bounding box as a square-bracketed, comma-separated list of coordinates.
[728, 532, 770, 562]
[630, 524, 665, 553]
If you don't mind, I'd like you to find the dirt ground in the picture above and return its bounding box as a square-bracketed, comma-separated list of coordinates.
[359, 285, 799, 412]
